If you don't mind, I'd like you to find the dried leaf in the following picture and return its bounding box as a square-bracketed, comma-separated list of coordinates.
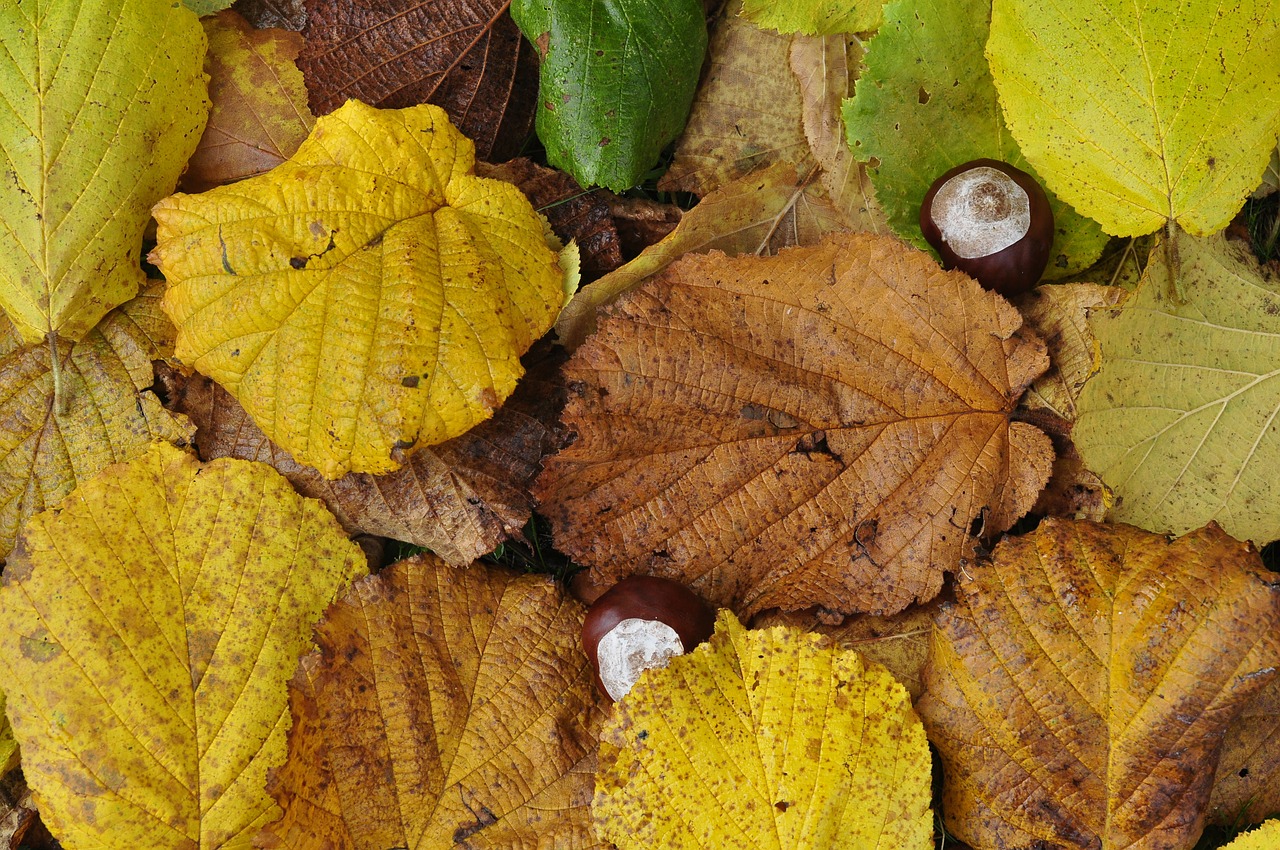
[298, 0, 538, 162]
[259, 555, 605, 849]
[232, 0, 304, 29]
[539, 233, 1053, 616]
[166, 344, 566, 566]
[0, 285, 194, 563]
[0, 442, 367, 849]
[0, 778, 37, 850]
[607, 195, 683, 258]
[182, 11, 314, 192]
[594, 611, 933, 849]
[919, 519, 1280, 850]
[1211, 676, 1280, 825]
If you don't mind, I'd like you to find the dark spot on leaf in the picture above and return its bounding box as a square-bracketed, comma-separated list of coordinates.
[918, 86, 930, 104]
[290, 257, 307, 269]
[401, 376, 420, 388]
[775, 800, 791, 812]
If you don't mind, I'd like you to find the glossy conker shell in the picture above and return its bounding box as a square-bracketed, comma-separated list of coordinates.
[582, 575, 715, 701]
[919, 158, 1054, 298]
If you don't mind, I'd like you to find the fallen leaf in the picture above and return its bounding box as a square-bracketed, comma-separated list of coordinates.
[512, 0, 707, 190]
[151, 100, 572, 478]
[919, 519, 1280, 850]
[1074, 232, 1280, 541]
[0, 284, 194, 563]
[988, 0, 1280, 237]
[1220, 820, 1280, 850]
[232, 0, 304, 29]
[594, 610, 933, 849]
[1210, 677, 1280, 825]
[0, 691, 15, 779]
[0, 777, 37, 849]
[165, 343, 566, 566]
[182, 11, 315, 193]
[0, 442, 367, 850]
[185, 0, 235, 12]
[842, 0, 1107, 278]
[299, 0, 539, 162]
[607, 195, 683, 258]
[0, 0, 209, 344]
[740, 0, 882, 34]
[259, 555, 605, 849]
[1257, 145, 1279, 197]
[539, 233, 1053, 616]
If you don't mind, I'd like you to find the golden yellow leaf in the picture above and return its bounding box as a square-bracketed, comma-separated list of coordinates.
[0, 284, 193, 562]
[151, 100, 573, 478]
[259, 555, 605, 849]
[0, 442, 367, 849]
[919, 519, 1280, 850]
[0, 690, 16, 779]
[1220, 820, 1280, 850]
[595, 611, 933, 849]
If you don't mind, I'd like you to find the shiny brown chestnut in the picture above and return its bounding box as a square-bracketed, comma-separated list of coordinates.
[582, 575, 715, 701]
[919, 158, 1054, 298]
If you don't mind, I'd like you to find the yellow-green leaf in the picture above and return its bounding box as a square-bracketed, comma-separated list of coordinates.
[594, 611, 933, 849]
[0, 442, 367, 849]
[987, 0, 1280, 237]
[739, 0, 881, 35]
[151, 100, 572, 478]
[0, 0, 209, 344]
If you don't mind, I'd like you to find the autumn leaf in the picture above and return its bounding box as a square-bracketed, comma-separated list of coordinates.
[595, 610, 933, 849]
[1222, 822, 1280, 850]
[1074, 231, 1280, 542]
[539, 233, 1054, 617]
[0, 442, 367, 850]
[182, 11, 315, 193]
[918, 519, 1280, 850]
[0, 691, 15, 779]
[151, 100, 574, 478]
[0, 0, 209, 344]
[1210, 676, 1280, 825]
[259, 555, 605, 849]
[233, 0, 305, 30]
[0, 284, 194, 563]
[298, 0, 538, 162]
[165, 343, 565, 567]
[987, 0, 1280, 237]
[740, 0, 882, 34]
[842, 0, 1107, 278]
[0, 775, 38, 849]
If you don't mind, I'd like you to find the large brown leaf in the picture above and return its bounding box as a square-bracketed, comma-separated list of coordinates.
[258, 555, 605, 849]
[298, 0, 537, 161]
[1210, 677, 1280, 825]
[919, 519, 1280, 850]
[537, 233, 1053, 616]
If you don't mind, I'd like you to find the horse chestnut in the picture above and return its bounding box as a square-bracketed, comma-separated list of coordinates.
[919, 158, 1054, 297]
[582, 575, 715, 701]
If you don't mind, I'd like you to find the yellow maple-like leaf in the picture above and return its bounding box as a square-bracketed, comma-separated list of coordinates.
[0, 442, 367, 849]
[151, 100, 572, 478]
[594, 611, 933, 849]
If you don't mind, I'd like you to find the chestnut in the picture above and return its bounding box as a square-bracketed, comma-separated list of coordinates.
[582, 575, 716, 701]
[919, 158, 1054, 297]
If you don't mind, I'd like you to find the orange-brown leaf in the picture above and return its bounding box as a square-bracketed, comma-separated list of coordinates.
[918, 519, 1280, 850]
[538, 233, 1053, 616]
[1211, 677, 1280, 825]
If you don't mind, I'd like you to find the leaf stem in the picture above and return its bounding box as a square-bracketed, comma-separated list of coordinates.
[48, 330, 69, 417]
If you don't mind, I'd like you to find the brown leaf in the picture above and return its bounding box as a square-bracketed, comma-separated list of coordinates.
[919, 519, 1280, 850]
[0, 776, 37, 850]
[478, 158, 623, 278]
[233, 0, 305, 30]
[607, 195, 683, 258]
[538, 233, 1053, 617]
[259, 555, 605, 849]
[182, 11, 315, 193]
[165, 344, 566, 567]
[297, 0, 538, 161]
[1211, 676, 1280, 825]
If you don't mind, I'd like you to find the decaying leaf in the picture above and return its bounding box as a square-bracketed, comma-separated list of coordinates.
[298, 0, 538, 162]
[1074, 232, 1280, 542]
[166, 344, 565, 567]
[0, 776, 37, 850]
[987, 0, 1280, 237]
[151, 100, 573, 479]
[259, 555, 605, 849]
[1210, 676, 1280, 825]
[539, 233, 1054, 616]
[595, 610, 933, 849]
[182, 11, 315, 192]
[919, 519, 1280, 850]
[0, 285, 194, 563]
[0, 0, 209, 344]
[0, 442, 367, 850]
[233, 0, 305, 29]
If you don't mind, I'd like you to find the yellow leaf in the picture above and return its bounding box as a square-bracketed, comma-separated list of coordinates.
[0, 0, 209, 344]
[1221, 820, 1280, 850]
[740, 0, 882, 34]
[0, 690, 16, 779]
[151, 100, 571, 478]
[0, 442, 367, 849]
[594, 611, 933, 849]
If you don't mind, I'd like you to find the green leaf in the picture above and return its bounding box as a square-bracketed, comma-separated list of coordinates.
[1074, 231, 1280, 542]
[511, 0, 707, 191]
[988, 0, 1280, 238]
[842, 0, 1107, 279]
[0, 0, 209, 344]
[740, 0, 882, 35]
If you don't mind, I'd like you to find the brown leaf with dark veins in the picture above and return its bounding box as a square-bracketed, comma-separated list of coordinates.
[1210, 676, 1280, 825]
[166, 344, 566, 566]
[233, 0, 305, 30]
[298, 0, 538, 161]
[919, 519, 1280, 850]
[537, 232, 1054, 616]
